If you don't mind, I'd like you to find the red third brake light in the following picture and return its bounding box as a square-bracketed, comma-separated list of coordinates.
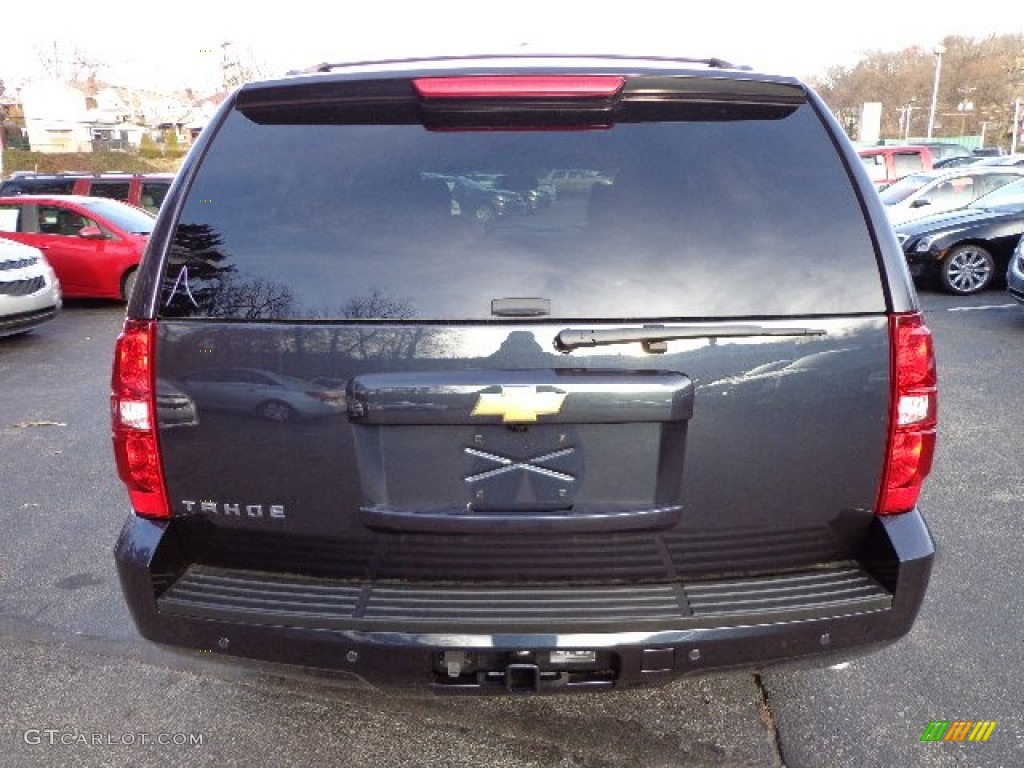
[413, 76, 625, 100]
[877, 312, 938, 515]
[111, 319, 169, 519]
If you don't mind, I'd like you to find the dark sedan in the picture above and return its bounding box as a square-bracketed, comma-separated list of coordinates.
[895, 177, 1024, 295]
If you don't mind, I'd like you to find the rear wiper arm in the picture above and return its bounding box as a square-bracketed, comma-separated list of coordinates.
[554, 323, 828, 354]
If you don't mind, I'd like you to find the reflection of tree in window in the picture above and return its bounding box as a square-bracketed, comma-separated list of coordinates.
[164, 223, 232, 315]
[208, 276, 296, 319]
[163, 225, 442, 356]
[163, 223, 294, 319]
[303, 288, 446, 360]
[339, 288, 415, 321]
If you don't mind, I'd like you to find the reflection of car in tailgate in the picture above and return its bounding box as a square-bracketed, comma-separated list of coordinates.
[112, 55, 938, 695]
[176, 368, 344, 421]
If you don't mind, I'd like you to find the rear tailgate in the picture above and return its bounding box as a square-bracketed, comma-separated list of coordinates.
[154, 314, 889, 585]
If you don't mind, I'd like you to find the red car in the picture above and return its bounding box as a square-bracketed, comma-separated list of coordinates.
[0, 195, 154, 299]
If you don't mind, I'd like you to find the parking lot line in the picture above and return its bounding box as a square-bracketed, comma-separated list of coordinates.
[947, 303, 1017, 312]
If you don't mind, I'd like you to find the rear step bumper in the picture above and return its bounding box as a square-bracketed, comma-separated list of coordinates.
[115, 510, 934, 693]
[158, 563, 893, 632]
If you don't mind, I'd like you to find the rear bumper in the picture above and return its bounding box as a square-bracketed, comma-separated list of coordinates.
[114, 510, 934, 694]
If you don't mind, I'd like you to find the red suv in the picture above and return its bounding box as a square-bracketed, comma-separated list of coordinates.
[0, 172, 174, 213]
[857, 145, 935, 189]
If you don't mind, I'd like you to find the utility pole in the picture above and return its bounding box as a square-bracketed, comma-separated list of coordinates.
[899, 101, 918, 141]
[1013, 99, 1021, 155]
[220, 41, 234, 93]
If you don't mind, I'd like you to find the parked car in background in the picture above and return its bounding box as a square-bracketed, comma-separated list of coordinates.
[857, 144, 934, 188]
[895, 177, 1024, 295]
[0, 195, 154, 300]
[0, 172, 174, 213]
[0, 236, 61, 337]
[111, 54, 937, 695]
[880, 166, 1024, 226]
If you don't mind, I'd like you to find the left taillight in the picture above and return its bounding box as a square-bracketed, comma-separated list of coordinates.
[111, 319, 169, 519]
[877, 312, 938, 515]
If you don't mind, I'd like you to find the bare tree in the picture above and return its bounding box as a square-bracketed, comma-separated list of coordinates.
[34, 40, 101, 82]
[810, 33, 1024, 147]
[219, 41, 266, 92]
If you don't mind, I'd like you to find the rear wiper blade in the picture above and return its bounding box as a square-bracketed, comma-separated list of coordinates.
[554, 323, 828, 354]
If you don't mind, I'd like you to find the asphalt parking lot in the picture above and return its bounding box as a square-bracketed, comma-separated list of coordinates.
[0, 292, 1022, 768]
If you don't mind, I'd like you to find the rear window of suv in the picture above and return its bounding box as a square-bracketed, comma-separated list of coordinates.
[160, 81, 884, 321]
[89, 180, 132, 202]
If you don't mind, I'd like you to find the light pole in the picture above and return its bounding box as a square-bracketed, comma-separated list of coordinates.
[926, 44, 945, 140]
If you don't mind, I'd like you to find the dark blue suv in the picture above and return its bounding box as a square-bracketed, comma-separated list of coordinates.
[111, 55, 938, 694]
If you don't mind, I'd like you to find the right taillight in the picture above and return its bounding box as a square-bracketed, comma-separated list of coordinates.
[877, 312, 937, 514]
[111, 319, 169, 519]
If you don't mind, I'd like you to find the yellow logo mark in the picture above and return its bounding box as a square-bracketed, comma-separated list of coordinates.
[472, 386, 566, 423]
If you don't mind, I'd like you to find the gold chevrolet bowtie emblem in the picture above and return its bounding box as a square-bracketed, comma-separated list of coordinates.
[471, 386, 567, 423]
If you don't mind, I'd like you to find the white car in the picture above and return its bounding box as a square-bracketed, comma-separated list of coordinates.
[881, 166, 1024, 226]
[0, 236, 61, 338]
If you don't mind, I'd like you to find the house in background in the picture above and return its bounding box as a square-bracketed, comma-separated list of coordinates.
[182, 92, 228, 141]
[88, 86, 144, 151]
[20, 80, 92, 153]
[15, 80, 197, 154]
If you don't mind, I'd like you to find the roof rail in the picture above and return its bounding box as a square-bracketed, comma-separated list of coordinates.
[289, 53, 748, 77]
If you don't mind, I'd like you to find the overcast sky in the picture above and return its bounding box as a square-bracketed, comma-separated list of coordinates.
[1, 1, 1021, 94]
